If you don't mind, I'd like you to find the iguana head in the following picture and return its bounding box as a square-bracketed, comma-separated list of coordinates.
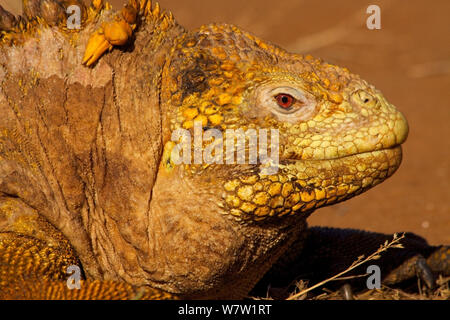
[159, 23, 409, 224]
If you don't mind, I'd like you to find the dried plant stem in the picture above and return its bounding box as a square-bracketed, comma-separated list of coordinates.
[286, 233, 405, 300]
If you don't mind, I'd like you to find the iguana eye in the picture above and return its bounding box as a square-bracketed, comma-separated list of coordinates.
[275, 94, 295, 110]
[254, 84, 317, 122]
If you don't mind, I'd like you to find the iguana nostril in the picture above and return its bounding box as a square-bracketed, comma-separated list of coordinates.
[351, 89, 378, 108]
[359, 91, 370, 101]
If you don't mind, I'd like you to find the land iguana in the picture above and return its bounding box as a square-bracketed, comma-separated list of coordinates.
[0, 0, 448, 299]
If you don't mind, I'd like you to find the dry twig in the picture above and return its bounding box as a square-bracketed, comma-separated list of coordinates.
[286, 233, 405, 300]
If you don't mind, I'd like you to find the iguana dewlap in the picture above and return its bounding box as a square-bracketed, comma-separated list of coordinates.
[0, 0, 448, 300]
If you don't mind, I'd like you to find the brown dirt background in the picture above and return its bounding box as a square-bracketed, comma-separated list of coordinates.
[2, 0, 449, 245]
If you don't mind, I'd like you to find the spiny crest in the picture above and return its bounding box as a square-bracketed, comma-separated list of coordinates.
[1, 0, 89, 44]
[0, 1, 175, 66]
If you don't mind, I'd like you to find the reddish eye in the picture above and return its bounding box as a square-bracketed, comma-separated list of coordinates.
[275, 93, 295, 109]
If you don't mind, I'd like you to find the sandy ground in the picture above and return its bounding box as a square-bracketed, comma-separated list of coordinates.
[1, 0, 449, 245]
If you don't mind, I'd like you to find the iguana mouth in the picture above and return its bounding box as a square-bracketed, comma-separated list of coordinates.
[277, 146, 403, 191]
[281, 145, 402, 164]
[279, 147, 404, 184]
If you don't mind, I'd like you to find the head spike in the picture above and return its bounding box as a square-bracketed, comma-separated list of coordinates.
[16, 15, 26, 30]
[0, 5, 17, 31]
[152, 2, 160, 17]
[144, 0, 152, 16]
[139, 0, 150, 15]
[159, 15, 168, 30]
[128, 0, 139, 10]
[91, 0, 103, 11]
[121, 4, 137, 24]
[40, 0, 65, 26]
[23, 0, 42, 21]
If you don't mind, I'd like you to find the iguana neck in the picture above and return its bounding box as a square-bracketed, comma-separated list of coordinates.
[78, 13, 187, 282]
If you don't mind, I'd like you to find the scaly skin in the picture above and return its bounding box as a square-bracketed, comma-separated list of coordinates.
[0, 1, 447, 299]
